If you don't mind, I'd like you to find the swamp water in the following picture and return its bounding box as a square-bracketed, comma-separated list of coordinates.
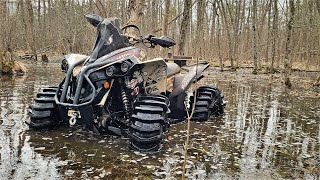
[0, 63, 319, 179]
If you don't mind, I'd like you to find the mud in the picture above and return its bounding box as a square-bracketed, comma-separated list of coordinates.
[0, 63, 319, 179]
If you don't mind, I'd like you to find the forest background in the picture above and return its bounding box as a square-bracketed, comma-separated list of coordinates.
[0, 0, 320, 85]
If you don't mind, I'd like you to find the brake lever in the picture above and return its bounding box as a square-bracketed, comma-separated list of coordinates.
[141, 38, 154, 48]
[143, 35, 156, 48]
[145, 35, 154, 41]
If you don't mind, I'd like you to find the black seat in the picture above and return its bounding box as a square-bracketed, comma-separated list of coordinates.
[166, 62, 181, 77]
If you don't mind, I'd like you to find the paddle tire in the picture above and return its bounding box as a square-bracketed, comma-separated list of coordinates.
[128, 94, 170, 152]
[190, 86, 225, 121]
[27, 87, 60, 128]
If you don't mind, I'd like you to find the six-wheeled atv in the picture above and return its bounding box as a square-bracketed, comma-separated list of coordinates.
[27, 15, 225, 152]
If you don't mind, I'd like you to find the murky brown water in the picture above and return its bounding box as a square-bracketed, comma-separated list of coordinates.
[0, 63, 319, 179]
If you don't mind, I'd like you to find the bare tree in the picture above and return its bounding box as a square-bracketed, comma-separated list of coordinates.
[271, 0, 278, 73]
[284, 0, 295, 88]
[196, 0, 205, 57]
[217, 13, 223, 71]
[162, 0, 170, 36]
[25, 0, 35, 55]
[252, 0, 258, 74]
[0, 0, 318, 73]
[126, 0, 145, 38]
[178, 0, 192, 55]
[209, 0, 217, 51]
[127, 0, 145, 25]
[218, 0, 235, 70]
[232, 0, 242, 68]
[0, 1, 7, 49]
[265, 0, 272, 71]
[316, 0, 320, 15]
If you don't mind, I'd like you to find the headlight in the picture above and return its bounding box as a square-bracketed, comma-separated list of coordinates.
[121, 62, 129, 72]
[106, 66, 114, 76]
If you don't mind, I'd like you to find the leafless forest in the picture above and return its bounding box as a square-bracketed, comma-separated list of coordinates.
[1, 0, 320, 75]
[0, 1, 319, 179]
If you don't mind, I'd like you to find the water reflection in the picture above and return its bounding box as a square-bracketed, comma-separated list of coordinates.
[156, 74, 319, 179]
[0, 71, 62, 179]
[0, 64, 319, 179]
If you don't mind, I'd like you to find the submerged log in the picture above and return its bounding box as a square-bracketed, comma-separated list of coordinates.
[0, 49, 27, 75]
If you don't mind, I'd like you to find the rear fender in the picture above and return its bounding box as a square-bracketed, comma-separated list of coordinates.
[168, 63, 209, 118]
[169, 63, 209, 99]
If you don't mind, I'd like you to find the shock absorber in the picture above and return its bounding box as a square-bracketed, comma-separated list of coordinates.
[121, 90, 130, 113]
[119, 78, 131, 118]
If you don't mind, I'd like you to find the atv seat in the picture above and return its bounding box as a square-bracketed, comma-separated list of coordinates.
[166, 62, 181, 77]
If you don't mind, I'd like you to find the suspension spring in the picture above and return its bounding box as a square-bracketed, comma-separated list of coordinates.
[121, 90, 130, 113]
[119, 78, 131, 117]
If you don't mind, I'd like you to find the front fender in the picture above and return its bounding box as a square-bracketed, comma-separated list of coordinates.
[61, 54, 88, 73]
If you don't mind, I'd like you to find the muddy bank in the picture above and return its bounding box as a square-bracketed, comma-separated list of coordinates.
[0, 63, 319, 179]
[0, 50, 27, 75]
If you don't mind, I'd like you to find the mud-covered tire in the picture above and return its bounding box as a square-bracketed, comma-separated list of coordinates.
[128, 94, 170, 152]
[27, 87, 60, 128]
[191, 86, 225, 121]
[199, 86, 225, 116]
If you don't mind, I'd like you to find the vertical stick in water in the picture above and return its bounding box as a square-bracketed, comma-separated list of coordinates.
[182, 56, 199, 179]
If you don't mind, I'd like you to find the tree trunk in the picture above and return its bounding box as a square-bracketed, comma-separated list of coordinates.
[0, 1, 6, 16]
[196, 0, 205, 57]
[43, 0, 46, 27]
[161, 0, 170, 56]
[96, 0, 107, 17]
[47, 0, 51, 31]
[210, 0, 217, 57]
[316, 0, 320, 15]
[217, 14, 223, 71]
[150, 0, 158, 34]
[271, 0, 278, 73]
[306, 0, 313, 70]
[25, 0, 36, 54]
[178, 0, 192, 55]
[128, 0, 145, 25]
[37, 0, 41, 26]
[265, 0, 272, 70]
[162, 0, 170, 36]
[233, 0, 242, 68]
[127, 0, 145, 37]
[284, 0, 295, 88]
[0, 1, 6, 20]
[252, 0, 258, 74]
[218, 0, 235, 70]
[172, 0, 177, 55]
[0, 0, 7, 49]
